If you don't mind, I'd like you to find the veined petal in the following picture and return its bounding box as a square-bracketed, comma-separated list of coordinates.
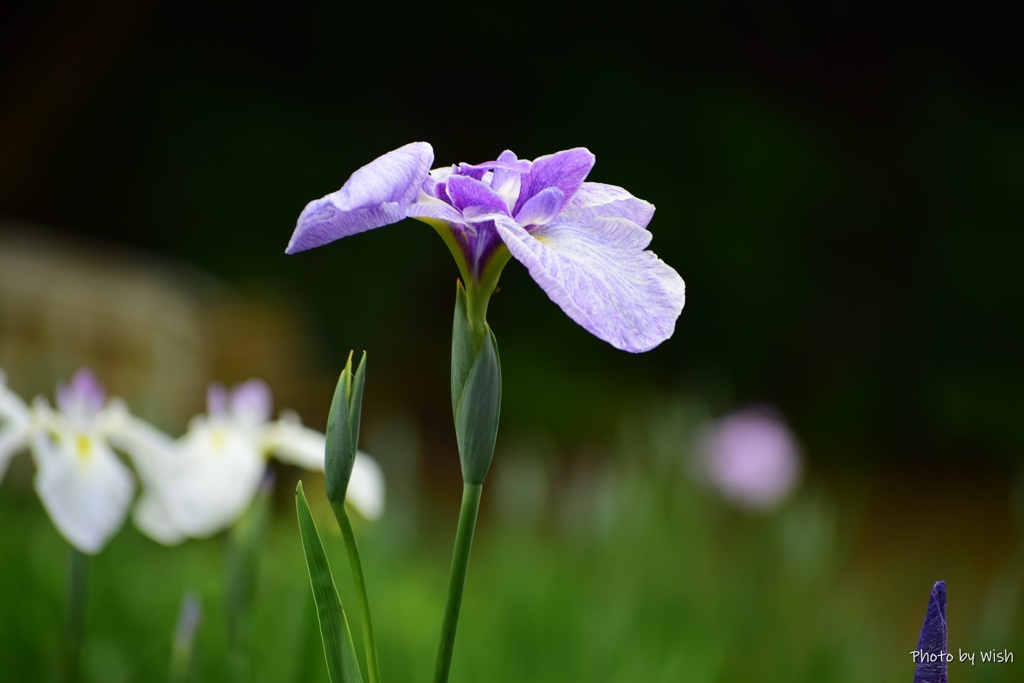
[286, 142, 434, 253]
[564, 182, 655, 228]
[515, 187, 564, 227]
[406, 195, 467, 226]
[495, 216, 685, 352]
[514, 148, 595, 215]
[458, 151, 532, 175]
[348, 451, 385, 520]
[446, 175, 511, 216]
[462, 206, 509, 224]
[32, 432, 135, 554]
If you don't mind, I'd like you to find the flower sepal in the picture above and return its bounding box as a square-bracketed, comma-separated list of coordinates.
[451, 281, 501, 485]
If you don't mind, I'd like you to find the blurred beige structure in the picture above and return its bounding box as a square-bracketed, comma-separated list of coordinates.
[0, 221, 328, 434]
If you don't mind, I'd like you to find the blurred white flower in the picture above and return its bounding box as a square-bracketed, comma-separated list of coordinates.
[29, 369, 152, 553]
[694, 406, 801, 510]
[134, 379, 384, 544]
[0, 369, 31, 482]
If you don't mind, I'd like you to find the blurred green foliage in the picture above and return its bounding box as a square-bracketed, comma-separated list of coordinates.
[0, 399, 1019, 682]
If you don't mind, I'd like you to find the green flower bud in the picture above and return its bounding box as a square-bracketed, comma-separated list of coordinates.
[325, 351, 366, 505]
[451, 282, 502, 485]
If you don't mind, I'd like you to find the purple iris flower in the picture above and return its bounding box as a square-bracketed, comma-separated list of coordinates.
[286, 142, 685, 353]
[914, 581, 948, 683]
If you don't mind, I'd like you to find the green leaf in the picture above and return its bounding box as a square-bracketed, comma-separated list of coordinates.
[295, 482, 364, 683]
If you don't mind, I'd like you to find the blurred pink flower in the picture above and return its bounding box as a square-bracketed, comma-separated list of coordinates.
[695, 406, 801, 510]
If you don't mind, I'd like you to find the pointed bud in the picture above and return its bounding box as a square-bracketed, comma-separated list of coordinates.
[914, 581, 948, 683]
[325, 351, 366, 504]
[451, 282, 501, 485]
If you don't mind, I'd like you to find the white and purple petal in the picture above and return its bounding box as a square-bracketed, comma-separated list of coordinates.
[495, 215, 685, 352]
[229, 379, 272, 428]
[287, 142, 434, 254]
[56, 369, 106, 432]
[514, 187, 564, 228]
[153, 416, 266, 538]
[445, 175, 511, 216]
[514, 148, 595, 215]
[406, 195, 467, 226]
[563, 182, 655, 228]
[32, 430, 135, 554]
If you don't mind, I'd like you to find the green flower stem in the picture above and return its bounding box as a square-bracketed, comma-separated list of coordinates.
[331, 501, 382, 683]
[62, 546, 87, 683]
[433, 482, 483, 683]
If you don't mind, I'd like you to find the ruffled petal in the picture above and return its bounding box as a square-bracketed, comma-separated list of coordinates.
[458, 151, 532, 175]
[406, 195, 467, 226]
[514, 148, 595, 215]
[495, 216, 685, 352]
[564, 182, 655, 228]
[32, 432, 135, 554]
[286, 142, 434, 253]
[445, 175, 511, 216]
[514, 187, 564, 228]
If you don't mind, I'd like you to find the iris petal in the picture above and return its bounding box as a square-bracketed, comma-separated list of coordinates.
[155, 418, 266, 538]
[495, 216, 685, 352]
[230, 379, 272, 427]
[565, 182, 655, 228]
[406, 198, 467, 226]
[515, 187, 564, 228]
[514, 148, 595, 215]
[286, 142, 434, 253]
[0, 377, 29, 482]
[446, 175, 510, 216]
[33, 433, 135, 554]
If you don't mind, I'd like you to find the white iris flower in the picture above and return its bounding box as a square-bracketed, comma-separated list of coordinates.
[0, 369, 31, 483]
[134, 379, 384, 545]
[29, 370, 143, 554]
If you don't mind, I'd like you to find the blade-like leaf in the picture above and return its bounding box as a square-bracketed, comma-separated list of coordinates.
[296, 482, 363, 683]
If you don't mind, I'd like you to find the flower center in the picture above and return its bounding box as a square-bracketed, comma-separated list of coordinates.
[75, 433, 93, 463]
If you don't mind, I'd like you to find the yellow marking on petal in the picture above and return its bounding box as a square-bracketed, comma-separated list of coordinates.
[211, 428, 227, 452]
[75, 434, 93, 463]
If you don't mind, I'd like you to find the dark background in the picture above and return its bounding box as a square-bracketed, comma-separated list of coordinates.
[2, 0, 1023, 471]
